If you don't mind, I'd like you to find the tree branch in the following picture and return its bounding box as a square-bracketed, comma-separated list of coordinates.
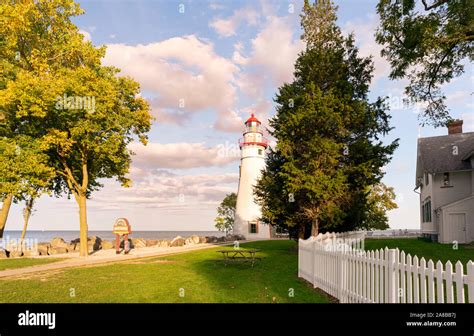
[421, 0, 449, 11]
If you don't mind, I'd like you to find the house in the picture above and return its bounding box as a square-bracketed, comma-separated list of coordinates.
[415, 120, 474, 244]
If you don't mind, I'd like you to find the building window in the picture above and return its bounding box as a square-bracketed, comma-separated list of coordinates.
[422, 198, 431, 222]
[443, 173, 450, 186]
[425, 173, 429, 186]
[258, 149, 263, 155]
[249, 222, 258, 234]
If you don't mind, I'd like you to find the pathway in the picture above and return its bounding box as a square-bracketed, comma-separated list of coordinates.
[0, 241, 237, 279]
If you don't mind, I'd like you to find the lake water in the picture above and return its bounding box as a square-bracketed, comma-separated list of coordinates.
[1, 230, 225, 244]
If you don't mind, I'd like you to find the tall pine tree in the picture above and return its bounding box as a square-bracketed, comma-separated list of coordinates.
[255, 0, 399, 238]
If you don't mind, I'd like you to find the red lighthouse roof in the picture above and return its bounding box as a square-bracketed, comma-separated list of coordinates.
[245, 113, 261, 124]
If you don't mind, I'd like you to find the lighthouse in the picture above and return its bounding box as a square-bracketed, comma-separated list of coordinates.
[234, 114, 272, 239]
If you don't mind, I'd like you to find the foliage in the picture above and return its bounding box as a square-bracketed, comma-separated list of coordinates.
[0, 0, 153, 254]
[256, 0, 398, 238]
[376, 0, 474, 127]
[214, 193, 237, 234]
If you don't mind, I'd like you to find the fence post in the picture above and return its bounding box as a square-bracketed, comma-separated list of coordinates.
[338, 249, 345, 302]
[387, 248, 398, 303]
[467, 261, 474, 303]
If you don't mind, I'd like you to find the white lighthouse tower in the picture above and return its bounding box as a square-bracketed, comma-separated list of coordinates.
[234, 114, 272, 239]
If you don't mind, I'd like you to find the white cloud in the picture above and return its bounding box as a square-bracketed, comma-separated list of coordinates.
[103, 36, 241, 132]
[342, 14, 391, 85]
[209, 2, 225, 10]
[243, 16, 304, 86]
[90, 170, 239, 211]
[210, 7, 259, 38]
[461, 112, 474, 132]
[128, 142, 239, 170]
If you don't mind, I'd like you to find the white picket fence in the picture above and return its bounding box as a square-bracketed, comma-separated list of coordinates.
[298, 232, 474, 303]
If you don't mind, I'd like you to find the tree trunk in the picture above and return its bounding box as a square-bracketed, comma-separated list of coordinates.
[0, 194, 14, 238]
[77, 194, 89, 257]
[311, 217, 319, 237]
[298, 224, 306, 239]
[20, 198, 34, 242]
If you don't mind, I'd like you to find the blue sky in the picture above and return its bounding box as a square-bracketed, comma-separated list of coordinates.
[5, 0, 473, 232]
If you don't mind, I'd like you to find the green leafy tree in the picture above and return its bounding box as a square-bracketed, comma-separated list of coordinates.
[363, 183, 398, 230]
[0, 0, 101, 236]
[256, 0, 398, 238]
[214, 193, 237, 235]
[376, 0, 474, 127]
[0, 136, 55, 238]
[0, 1, 153, 256]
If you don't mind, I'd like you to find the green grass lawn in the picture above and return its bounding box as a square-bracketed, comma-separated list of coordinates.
[364, 238, 474, 267]
[0, 240, 331, 303]
[0, 257, 64, 271]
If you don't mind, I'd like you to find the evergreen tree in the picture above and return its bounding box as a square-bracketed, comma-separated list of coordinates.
[255, 0, 399, 238]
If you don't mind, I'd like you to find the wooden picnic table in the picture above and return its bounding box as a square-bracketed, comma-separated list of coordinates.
[216, 249, 261, 267]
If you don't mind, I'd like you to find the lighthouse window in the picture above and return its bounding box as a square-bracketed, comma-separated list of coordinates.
[249, 223, 258, 234]
[258, 149, 263, 155]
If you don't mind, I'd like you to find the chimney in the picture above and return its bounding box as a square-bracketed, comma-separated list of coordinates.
[447, 119, 463, 135]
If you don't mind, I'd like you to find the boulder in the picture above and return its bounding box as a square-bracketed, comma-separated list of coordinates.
[37, 243, 50, 256]
[131, 238, 146, 249]
[190, 235, 200, 244]
[225, 234, 246, 241]
[49, 247, 68, 255]
[199, 236, 208, 244]
[184, 237, 195, 245]
[66, 243, 77, 252]
[50, 237, 68, 249]
[146, 239, 159, 247]
[170, 236, 185, 247]
[206, 236, 218, 243]
[101, 240, 115, 250]
[216, 236, 226, 243]
[159, 240, 170, 248]
[9, 250, 23, 258]
[22, 249, 40, 257]
[0, 249, 8, 259]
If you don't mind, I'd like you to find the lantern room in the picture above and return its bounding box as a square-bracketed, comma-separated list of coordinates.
[239, 114, 268, 149]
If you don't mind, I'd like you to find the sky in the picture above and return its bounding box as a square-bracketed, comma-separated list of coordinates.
[4, 0, 474, 232]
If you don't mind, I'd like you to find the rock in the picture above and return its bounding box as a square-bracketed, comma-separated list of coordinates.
[49, 247, 68, 255]
[170, 236, 185, 247]
[190, 235, 200, 244]
[131, 238, 146, 249]
[50, 237, 68, 249]
[225, 234, 246, 241]
[101, 240, 115, 250]
[9, 250, 23, 258]
[66, 243, 77, 252]
[22, 249, 40, 257]
[216, 237, 226, 243]
[199, 236, 208, 244]
[159, 240, 170, 248]
[206, 236, 218, 243]
[0, 249, 8, 259]
[37, 243, 50, 256]
[146, 239, 159, 247]
[184, 237, 195, 245]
